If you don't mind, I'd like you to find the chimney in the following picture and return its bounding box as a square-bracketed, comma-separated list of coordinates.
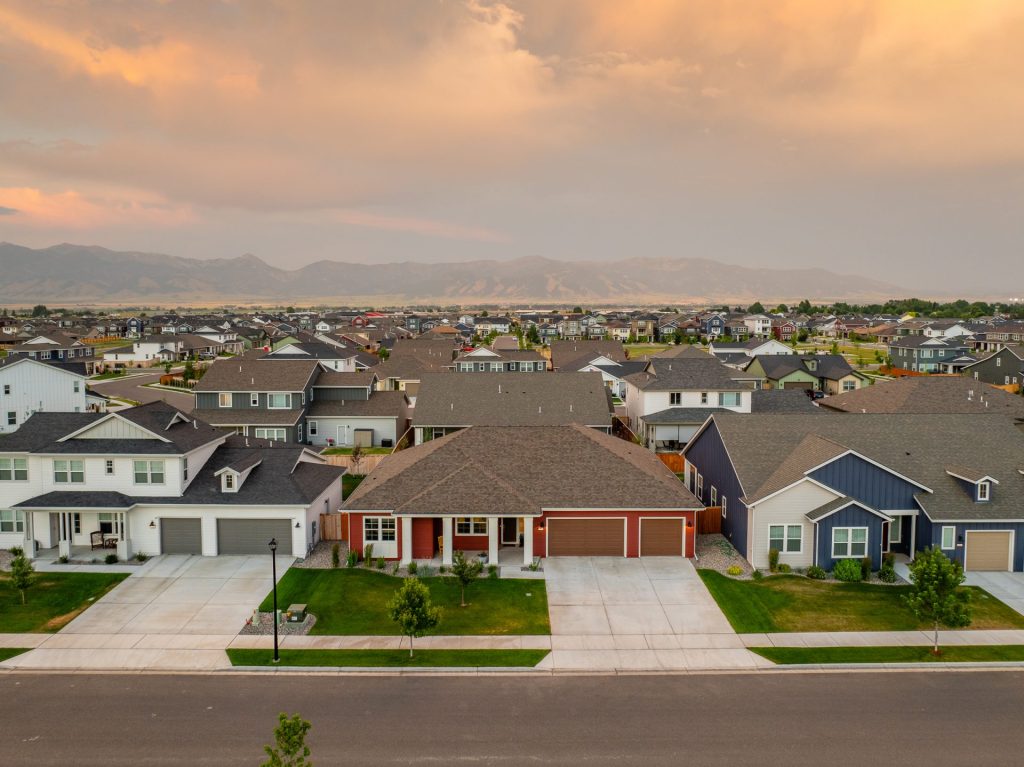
[538, 405, 542, 413]
[570, 403, 574, 412]
[498, 384, 502, 394]
[245, 438, 249, 447]
[450, 402, 454, 410]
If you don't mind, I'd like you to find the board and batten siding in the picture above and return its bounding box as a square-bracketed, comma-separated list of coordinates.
[815, 503, 887, 571]
[748, 481, 838, 570]
[0, 362, 89, 433]
[683, 419, 748, 556]
[196, 392, 303, 409]
[808, 453, 921, 511]
[918, 518, 1024, 572]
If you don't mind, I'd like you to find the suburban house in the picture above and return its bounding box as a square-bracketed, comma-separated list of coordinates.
[962, 347, 1024, 392]
[7, 333, 98, 374]
[193, 355, 320, 443]
[622, 347, 753, 450]
[373, 339, 458, 396]
[742, 314, 773, 338]
[888, 335, 973, 373]
[549, 340, 626, 371]
[451, 347, 547, 372]
[306, 370, 410, 449]
[262, 340, 373, 371]
[0, 402, 344, 559]
[817, 375, 1024, 421]
[343, 424, 703, 565]
[740, 354, 870, 394]
[708, 337, 794, 368]
[0, 357, 103, 433]
[411, 372, 614, 445]
[578, 359, 649, 399]
[683, 412, 1024, 573]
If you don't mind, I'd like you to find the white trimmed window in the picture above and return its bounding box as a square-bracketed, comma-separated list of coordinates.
[842, 380, 857, 392]
[769, 524, 802, 553]
[718, 392, 741, 407]
[6, 411, 15, 426]
[890, 518, 902, 544]
[364, 516, 396, 542]
[700, 392, 709, 405]
[267, 393, 289, 409]
[254, 428, 286, 440]
[0, 458, 28, 481]
[721, 496, 727, 519]
[308, 421, 318, 437]
[218, 392, 232, 407]
[105, 460, 114, 475]
[53, 459, 84, 484]
[456, 517, 488, 535]
[133, 460, 165, 484]
[669, 392, 682, 405]
[710, 486, 717, 506]
[0, 509, 24, 533]
[977, 481, 990, 502]
[832, 527, 867, 558]
[697, 473, 704, 500]
[250, 393, 259, 406]
[941, 526, 956, 550]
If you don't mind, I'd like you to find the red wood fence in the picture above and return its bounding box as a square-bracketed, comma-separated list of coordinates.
[697, 507, 722, 535]
[320, 513, 347, 541]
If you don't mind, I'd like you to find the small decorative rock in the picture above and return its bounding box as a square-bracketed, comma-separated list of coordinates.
[239, 611, 316, 636]
[696, 533, 754, 578]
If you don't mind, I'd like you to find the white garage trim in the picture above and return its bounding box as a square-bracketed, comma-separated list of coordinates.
[639, 516, 687, 556]
[964, 529, 1014, 572]
[545, 516, 627, 557]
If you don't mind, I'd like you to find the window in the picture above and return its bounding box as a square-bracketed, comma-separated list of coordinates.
[696, 473, 704, 500]
[0, 458, 28, 481]
[218, 392, 232, 408]
[669, 392, 682, 405]
[456, 517, 488, 535]
[105, 460, 114, 475]
[721, 496, 727, 518]
[5, 412, 14, 426]
[0, 509, 24, 533]
[832, 527, 867, 558]
[54, 459, 84, 484]
[996, 357, 1002, 367]
[183, 457, 189, 482]
[250, 393, 259, 407]
[718, 392, 741, 407]
[98, 512, 114, 535]
[73, 513, 81, 534]
[133, 460, 165, 484]
[710, 486, 717, 506]
[297, 424, 303, 442]
[364, 517, 396, 542]
[769, 525, 803, 553]
[224, 473, 235, 490]
[254, 428, 286, 441]
[941, 526, 956, 550]
[267, 393, 289, 409]
[73, 380, 80, 393]
[700, 392, 709, 405]
[889, 518, 902, 544]
[2, 384, 8, 394]
[977, 481, 990, 502]
[842, 380, 857, 392]
[308, 421, 318, 437]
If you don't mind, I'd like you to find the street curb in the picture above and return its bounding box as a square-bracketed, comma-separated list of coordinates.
[223, 665, 550, 674]
[768, 661, 1024, 671]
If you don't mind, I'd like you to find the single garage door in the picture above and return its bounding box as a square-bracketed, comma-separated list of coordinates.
[783, 381, 813, 390]
[160, 518, 202, 555]
[547, 518, 624, 556]
[217, 518, 293, 556]
[965, 531, 1012, 571]
[640, 518, 684, 556]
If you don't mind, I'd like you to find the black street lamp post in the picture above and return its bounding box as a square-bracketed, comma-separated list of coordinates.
[269, 537, 279, 663]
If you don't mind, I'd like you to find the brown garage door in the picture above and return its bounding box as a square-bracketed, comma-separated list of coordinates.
[547, 518, 624, 556]
[783, 381, 813, 389]
[641, 518, 684, 556]
[965, 531, 1012, 571]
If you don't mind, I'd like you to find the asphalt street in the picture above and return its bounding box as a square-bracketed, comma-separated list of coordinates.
[4, 670, 1024, 766]
[90, 371, 195, 412]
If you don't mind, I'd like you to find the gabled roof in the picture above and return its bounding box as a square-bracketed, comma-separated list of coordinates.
[549, 339, 626, 371]
[625, 353, 750, 392]
[194, 353, 319, 393]
[819, 376, 1024, 417]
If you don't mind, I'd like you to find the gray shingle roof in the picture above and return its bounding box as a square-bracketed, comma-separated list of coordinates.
[194, 354, 318, 393]
[550, 340, 625, 371]
[819, 376, 1024, 417]
[625, 355, 751, 392]
[412, 372, 613, 427]
[308, 391, 408, 418]
[193, 408, 303, 426]
[344, 425, 701, 516]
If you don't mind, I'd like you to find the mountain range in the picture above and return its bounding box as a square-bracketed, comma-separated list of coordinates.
[0, 242, 905, 305]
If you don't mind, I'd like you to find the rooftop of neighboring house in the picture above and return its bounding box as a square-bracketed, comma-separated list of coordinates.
[312, 369, 379, 388]
[745, 354, 859, 382]
[641, 388, 820, 424]
[549, 339, 626, 371]
[344, 424, 701, 516]
[687, 412, 1024, 521]
[308, 390, 410, 418]
[889, 334, 973, 349]
[625, 352, 751, 392]
[412, 371, 614, 427]
[194, 353, 319, 393]
[818, 375, 1024, 417]
[455, 348, 545, 363]
[374, 339, 459, 380]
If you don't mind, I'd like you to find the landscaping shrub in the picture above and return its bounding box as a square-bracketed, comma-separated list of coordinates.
[878, 564, 898, 584]
[768, 548, 780, 573]
[488, 564, 499, 579]
[104, 553, 119, 565]
[777, 563, 792, 574]
[134, 552, 149, 562]
[406, 561, 418, 576]
[438, 565, 446, 574]
[751, 569, 764, 581]
[58, 555, 70, 565]
[832, 559, 862, 582]
[883, 552, 895, 569]
[346, 549, 358, 568]
[331, 543, 340, 569]
[376, 557, 386, 570]
[364, 543, 374, 566]
[417, 565, 434, 577]
[860, 556, 873, 581]
[9, 546, 24, 557]
[806, 565, 827, 580]
[726, 565, 743, 577]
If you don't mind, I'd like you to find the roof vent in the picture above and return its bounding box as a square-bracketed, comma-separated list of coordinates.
[245, 438, 249, 447]
[450, 402, 454, 410]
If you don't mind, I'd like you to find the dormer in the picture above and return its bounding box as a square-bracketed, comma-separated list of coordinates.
[945, 466, 998, 503]
[214, 452, 262, 493]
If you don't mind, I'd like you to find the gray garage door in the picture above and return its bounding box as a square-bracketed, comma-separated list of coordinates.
[216, 518, 293, 556]
[160, 518, 202, 555]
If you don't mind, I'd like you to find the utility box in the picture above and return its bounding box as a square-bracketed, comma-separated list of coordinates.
[287, 604, 307, 622]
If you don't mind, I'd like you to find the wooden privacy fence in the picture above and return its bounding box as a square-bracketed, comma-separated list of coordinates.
[321, 454, 389, 474]
[320, 513, 347, 541]
[657, 453, 685, 473]
[697, 507, 722, 535]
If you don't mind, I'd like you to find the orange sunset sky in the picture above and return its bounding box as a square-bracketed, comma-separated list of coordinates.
[0, 1, 1022, 291]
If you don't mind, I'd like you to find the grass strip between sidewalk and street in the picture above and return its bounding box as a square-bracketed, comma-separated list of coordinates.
[752, 645, 1024, 665]
[0, 648, 31, 662]
[227, 648, 550, 668]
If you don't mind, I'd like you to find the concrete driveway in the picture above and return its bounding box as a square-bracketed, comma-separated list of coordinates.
[543, 558, 768, 671]
[5, 554, 285, 671]
[965, 571, 1024, 616]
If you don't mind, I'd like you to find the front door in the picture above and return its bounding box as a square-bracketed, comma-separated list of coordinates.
[882, 522, 890, 553]
[501, 518, 519, 545]
[49, 513, 60, 547]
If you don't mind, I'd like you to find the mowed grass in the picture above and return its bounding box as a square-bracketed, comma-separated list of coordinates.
[0, 572, 129, 633]
[0, 647, 31, 662]
[625, 344, 671, 358]
[698, 571, 1024, 634]
[753, 645, 1024, 665]
[260, 568, 550, 636]
[342, 474, 365, 498]
[227, 648, 549, 668]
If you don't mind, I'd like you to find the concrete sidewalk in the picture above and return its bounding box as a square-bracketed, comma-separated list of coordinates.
[741, 630, 1024, 647]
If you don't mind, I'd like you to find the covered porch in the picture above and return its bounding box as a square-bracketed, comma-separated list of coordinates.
[397, 514, 538, 568]
[17, 505, 135, 562]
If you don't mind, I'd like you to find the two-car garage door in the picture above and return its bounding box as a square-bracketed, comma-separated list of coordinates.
[965, 531, 1013, 572]
[547, 519, 624, 556]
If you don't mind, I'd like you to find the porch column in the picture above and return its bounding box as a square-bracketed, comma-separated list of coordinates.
[23, 511, 35, 559]
[909, 514, 916, 561]
[441, 517, 453, 566]
[487, 518, 499, 565]
[400, 517, 413, 566]
[58, 512, 71, 559]
[522, 517, 534, 565]
[116, 512, 132, 561]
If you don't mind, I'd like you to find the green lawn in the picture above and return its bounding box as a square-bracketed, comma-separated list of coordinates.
[322, 447, 392, 456]
[0, 572, 129, 633]
[625, 344, 671, 358]
[260, 568, 550, 636]
[752, 645, 1024, 665]
[342, 474, 365, 498]
[227, 648, 549, 668]
[0, 647, 30, 662]
[698, 571, 1024, 633]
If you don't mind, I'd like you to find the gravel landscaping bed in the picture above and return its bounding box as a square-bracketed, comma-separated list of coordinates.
[295, 540, 348, 569]
[239, 611, 317, 636]
[695, 534, 753, 578]
[0, 550, 12, 572]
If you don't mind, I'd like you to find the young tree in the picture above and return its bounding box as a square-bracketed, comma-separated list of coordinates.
[388, 577, 441, 657]
[450, 550, 483, 607]
[349, 443, 363, 476]
[377, 346, 390, 361]
[162, 361, 173, 376]
[9, 553, 34, 604]
[262, 713, 312, 767]
[903, 547, 972, 654]
[182, 358, 196, 382]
